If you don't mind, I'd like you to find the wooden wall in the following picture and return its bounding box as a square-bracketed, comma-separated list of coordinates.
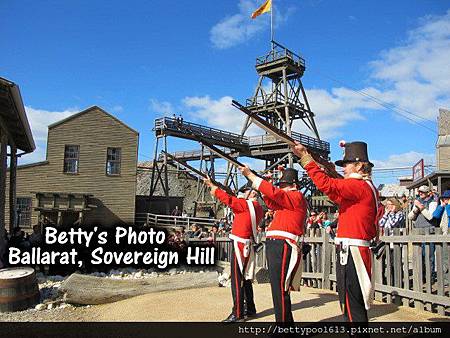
[5, 107, 138, 228]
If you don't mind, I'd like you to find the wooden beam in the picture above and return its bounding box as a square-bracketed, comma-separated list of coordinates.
[9, 145, 17, 233]
[0, 132, 7, 268]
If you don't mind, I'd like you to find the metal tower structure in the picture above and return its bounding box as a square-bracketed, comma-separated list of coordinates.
[148, 41, 330, 214]
[241, 40, 322, 168]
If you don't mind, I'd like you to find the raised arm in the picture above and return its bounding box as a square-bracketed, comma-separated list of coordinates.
[291, 142, 361, 203]
[214, 188, 247, 213]
[238, 165, 297, 210]
[203, 177, 247, 213]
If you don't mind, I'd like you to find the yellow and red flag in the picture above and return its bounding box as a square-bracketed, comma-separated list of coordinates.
[251, 0, 272, 19]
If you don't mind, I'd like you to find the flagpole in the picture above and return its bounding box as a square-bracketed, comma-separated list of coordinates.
[270, 0, 274, 48]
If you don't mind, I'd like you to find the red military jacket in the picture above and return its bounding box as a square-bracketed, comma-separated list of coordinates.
[304, 161, 378, 241]
[252, 177, 307, 238]
[214, 188, 264, 239]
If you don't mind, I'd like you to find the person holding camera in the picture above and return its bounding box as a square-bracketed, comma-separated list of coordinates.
[433, 190, 450, 234]
[408, 185, 438, 229]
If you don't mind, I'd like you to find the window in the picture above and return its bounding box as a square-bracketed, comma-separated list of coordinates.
[16, 197, 32, 228]
[64, 145, 80, 173]
[106, 147, 121, 175]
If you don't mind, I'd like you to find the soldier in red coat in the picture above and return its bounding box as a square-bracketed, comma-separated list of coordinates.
[240, 166, 307, 323]
[204, 178, 264, 322]
[292, 141, 379, 323]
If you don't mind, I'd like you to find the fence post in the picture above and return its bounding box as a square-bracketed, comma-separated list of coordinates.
[412, 233, 424, 311]
[322, 230, 331, 289]
[373, 247, 383, 302]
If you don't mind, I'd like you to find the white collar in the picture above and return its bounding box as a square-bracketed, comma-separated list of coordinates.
[348, 173, 363, 180]
[348, 173, 372, 181]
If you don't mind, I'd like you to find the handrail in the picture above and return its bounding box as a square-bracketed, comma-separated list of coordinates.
[154, 117, 248, 143]
[247, 133, 329, 152]
[256, 41, 305, 68]
[144, 213, 219, 230]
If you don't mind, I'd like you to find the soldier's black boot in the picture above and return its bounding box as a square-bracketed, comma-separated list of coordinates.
[222, 313, 243, 323]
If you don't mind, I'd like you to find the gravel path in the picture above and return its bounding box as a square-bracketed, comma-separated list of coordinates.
[2, 284, 447, 322]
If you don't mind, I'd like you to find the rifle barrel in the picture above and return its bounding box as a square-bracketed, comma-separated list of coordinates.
[162, 151, 234, 194]
[232, 100, 343, 179]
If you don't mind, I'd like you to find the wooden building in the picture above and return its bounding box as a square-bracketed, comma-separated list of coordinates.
[0, 77, 35, 267]
[5, 106, 139, 229]
[408, 108, 450, 194]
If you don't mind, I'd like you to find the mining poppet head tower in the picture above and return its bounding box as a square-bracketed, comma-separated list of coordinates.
[149, 41, 329, 215]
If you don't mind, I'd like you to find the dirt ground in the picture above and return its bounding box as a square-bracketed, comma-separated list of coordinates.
[3, 284, 446, 322]
[82, 284, 448, 322]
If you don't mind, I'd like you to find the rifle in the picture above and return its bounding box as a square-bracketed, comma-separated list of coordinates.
[162, 151, 235, 195]
[232, 100, 343, 179]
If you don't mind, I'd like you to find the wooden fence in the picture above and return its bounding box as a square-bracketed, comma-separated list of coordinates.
[210, 228, 449, 316]
[140, 212, 449, 316]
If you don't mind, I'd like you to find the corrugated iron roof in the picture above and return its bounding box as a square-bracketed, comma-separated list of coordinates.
[378, 183, 409, 197]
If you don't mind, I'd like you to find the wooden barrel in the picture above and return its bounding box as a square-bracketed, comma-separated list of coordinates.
[0, 267, 40, 312]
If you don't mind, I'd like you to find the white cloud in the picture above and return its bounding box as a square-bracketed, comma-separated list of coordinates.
[18, 144, 47, 165]
[151, 10, 450, 168]
[183, 95, 262, 136]
[25, 106, 77, 142]
[184, 95, 240, 130]
[300, 10, 450, 136]
[17, 106, 78, 165]
[372, 151, 435, 168]
[111, 105, 123, 113]
[295, 87, 378, 138]
[210, 0, 293, 49]
[149, 98, 174, 116]
[367, 9, 450, 120]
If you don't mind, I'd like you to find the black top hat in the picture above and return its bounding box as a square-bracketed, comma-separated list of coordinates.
[275, 168, 299, 186]
[335, 141, 373, 167]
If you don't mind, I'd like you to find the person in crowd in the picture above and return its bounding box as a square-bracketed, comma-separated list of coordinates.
[325, 211, 339, 239]
[188, 223, 202, 239]
[208, 207, 216, 219]
[293, 140, 379, 325]
[204, 178, 264, 322]
[379, 198, 405, 236]
[408, 185, 438, 279]
[400, 194, 411, 210]
[306, 210, 322, 230]
[306, 210, 322, 272]
[217, 223, 226, 237]
[28, 224, 43, 247]
[409, 185, 438, 228]
[171, 206, 181, 217]
[264, 209, 274, 224]
[433, 189, 450, 283]
[319, 211, 332, 229]
[433, 190, 450, 235]
[240, 165, 307, 323]
[9, 227, 30, 250]
[208, 224, 219, 241]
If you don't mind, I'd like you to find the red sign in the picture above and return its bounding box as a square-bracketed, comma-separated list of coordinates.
[412, 159, 424, 181]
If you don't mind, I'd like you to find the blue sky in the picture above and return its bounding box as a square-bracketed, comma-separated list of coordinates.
[1, 0, 449, 183]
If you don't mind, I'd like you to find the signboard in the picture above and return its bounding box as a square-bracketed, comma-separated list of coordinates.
[412, 159, 424, 182]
